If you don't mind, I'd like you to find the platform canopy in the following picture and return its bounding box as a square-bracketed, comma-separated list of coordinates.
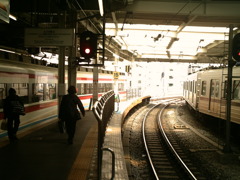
[103, 0, 240, 64]
[1, 0, 240, 64]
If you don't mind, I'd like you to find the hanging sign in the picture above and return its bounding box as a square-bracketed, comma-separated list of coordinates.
[24, 28, 74, 47]
[0, 0, 10, 23]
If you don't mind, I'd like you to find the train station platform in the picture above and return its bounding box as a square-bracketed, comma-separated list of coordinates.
[0, 110, 98, 180]
[0, 97, 149, 180]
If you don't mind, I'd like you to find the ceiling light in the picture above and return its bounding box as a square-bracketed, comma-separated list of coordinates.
[98, 0, 104, 16]
[9, 14, 17, 21]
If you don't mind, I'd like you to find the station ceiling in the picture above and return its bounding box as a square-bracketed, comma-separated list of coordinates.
[104, 0, 240, 64]
[1, 0, 240, 64]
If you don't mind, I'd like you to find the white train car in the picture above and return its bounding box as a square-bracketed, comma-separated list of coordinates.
[184, 66, 240, 124]
[0, 54, 127, 137]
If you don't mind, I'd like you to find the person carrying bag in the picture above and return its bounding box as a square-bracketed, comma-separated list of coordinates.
[3, 88, 25, 142]
[58, 86, 85, 144]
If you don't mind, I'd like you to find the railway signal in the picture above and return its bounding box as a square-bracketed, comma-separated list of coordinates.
[232, 33, 240, 62]
[80, 31, 97, 59]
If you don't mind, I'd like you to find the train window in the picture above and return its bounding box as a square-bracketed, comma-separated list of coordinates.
[12, 83, 29, 103]
[98, 83, 103, 93]
[194, 81, 197, 93]
[84, 84, 89, 94]
[77, 83, 84, 95]
[48, 84, 56, 100]
[76, 83, 81, 95]
[108, 83, 113, 91]
[201, 81, 207, 96]
[118, 83, 124, 91]
[32, 83, 44, 102]
[192, 81, 195, 93]
[223, 80, 227, 99]
[210, 80, 219, 98]
[89, 84, 93, 94]
[233, 80, 240, 100]
[169, 83, 173, 87]
[169, 76, 173, 79]
[215, 81, 219, 98]
[210, 80, 215, 97]
[0, 84, 6, 108]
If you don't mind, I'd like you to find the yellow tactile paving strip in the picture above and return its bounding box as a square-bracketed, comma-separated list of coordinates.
[68, 122, 98, 180]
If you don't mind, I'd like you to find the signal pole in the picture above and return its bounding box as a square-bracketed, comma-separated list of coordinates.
[224, 24, 234, 153]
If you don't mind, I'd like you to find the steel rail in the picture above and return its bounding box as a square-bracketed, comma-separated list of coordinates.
[142, 98, 179, 180]
[157, 101, 197, 180]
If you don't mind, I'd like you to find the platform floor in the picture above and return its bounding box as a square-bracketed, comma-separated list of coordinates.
[0, 101, 131, 180]
[0, 111, 99, 180]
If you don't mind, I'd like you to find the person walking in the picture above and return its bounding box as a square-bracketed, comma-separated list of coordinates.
[3, 88, 25, 142]
[59, 86, 85, 144]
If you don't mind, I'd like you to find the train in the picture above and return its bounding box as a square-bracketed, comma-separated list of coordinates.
[183, 65, 240, 125]
[0, 49, 127, 137]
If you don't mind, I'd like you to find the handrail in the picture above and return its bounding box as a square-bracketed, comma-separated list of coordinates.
[102, 148, 115, 180]
[92, 90, 115, 179]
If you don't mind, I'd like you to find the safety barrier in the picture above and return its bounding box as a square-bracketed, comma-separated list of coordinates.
[93, 90, 115, 180]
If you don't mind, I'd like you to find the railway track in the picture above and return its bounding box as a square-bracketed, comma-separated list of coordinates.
[142, 99, 204, 179]
[123, 98, 240, 179]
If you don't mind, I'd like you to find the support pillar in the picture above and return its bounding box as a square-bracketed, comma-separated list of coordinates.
[58, 12, 66, 113]
[224, 24, 234, 153]
[93, 60, 99, 105]
[68, 11, 77, 87]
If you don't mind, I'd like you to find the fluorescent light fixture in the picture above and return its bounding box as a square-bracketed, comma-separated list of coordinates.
[98, 0, 104, 16]
[0, 48, 15, 53]
[9, 14, 17, 21]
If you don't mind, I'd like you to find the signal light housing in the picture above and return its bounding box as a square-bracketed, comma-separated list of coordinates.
[80, 31, 97, 59]
[232, 33, 240, 62]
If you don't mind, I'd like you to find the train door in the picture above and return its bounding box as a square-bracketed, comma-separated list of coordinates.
[209, 79, 220, 114]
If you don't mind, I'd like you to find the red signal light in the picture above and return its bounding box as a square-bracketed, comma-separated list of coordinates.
[80, 31, 97, 59]
[232, 33, 240, 62]
[85, 48, 91, 54]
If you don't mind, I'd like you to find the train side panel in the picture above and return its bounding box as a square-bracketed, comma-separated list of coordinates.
[184, 72, 199, 110]
[0, 58, 127, 137]
[185, 66, 240, 125]
[198, 69, 222, 118]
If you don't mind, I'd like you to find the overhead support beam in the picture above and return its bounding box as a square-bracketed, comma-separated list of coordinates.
[167, 15, 197, 50]
[111, 12, 118, 36]
[126, 1, 240, 17]
[205, 40, 224, 50]
[134, 57, 221, 64]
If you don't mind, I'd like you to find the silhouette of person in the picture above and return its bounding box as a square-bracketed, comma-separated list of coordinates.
[59, 86, 85, 144]
[3, 88, 25, 142]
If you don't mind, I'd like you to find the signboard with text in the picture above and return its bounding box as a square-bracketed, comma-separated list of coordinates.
[113, 71, 120, 79]
[24, 28, 74, 47]
[0, 0, 9, 23]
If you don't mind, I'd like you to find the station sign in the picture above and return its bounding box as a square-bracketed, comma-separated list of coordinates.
[113, 71, 120, 79]
[24, 28, 74, 47]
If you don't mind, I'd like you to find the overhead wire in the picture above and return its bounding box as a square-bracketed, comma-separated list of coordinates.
[74, 0, 101, 33]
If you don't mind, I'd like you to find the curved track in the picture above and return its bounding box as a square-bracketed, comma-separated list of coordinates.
[142, 99, 199, 179]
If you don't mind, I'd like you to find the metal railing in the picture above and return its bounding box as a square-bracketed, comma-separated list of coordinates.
[93, 90, 115, 179]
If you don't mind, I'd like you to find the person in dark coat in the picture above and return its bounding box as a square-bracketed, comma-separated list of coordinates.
[59, 86, 85, 144]
[3, 88, 25, 142]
